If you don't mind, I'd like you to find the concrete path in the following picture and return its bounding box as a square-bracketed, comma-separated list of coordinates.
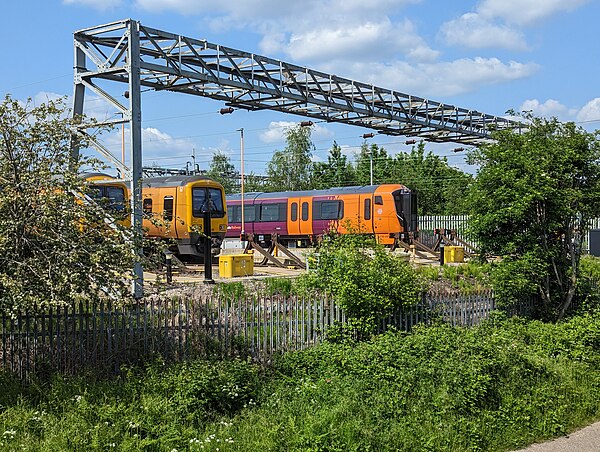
[513, 421, 600, 451]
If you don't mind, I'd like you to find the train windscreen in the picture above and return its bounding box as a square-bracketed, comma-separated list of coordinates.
[192, 187, 225, 217]
[89, 185, 126, 212]
[392, 189, 418, 233]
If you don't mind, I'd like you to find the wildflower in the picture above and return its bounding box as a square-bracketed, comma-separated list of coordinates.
[3, 430, 16, 439]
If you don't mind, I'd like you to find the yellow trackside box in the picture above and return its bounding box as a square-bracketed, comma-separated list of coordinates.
[219, 254, 254, 278]
[444, 246, 465, 263]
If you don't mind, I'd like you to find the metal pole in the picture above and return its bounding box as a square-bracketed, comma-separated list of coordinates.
[121, 115, 125, 164]
[370, 149, 373, 185]
[165, 251, 173, 284]
[203, 206, 215, 284]
[239, 128, 246, 242]
[127, 20, 144, 298]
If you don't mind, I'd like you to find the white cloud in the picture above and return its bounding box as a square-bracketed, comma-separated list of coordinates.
[141, 127, 196, 155]
[259, 121, 333, 144]
[342, 58, 538, 97]
[63, 0, 122, 10]
[519, 99, 571, 118]
[478, 0, 590, 26]
[135, 0, 430, 64]
[576, 98, 600, 123]
[284, 18, 438, 63]
[439, 13, 528, 51]
[259, 121, 295, 143]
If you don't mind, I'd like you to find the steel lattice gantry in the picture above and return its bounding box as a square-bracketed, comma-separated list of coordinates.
[71, 19, 524, 294]
[73, 19, 523, 146]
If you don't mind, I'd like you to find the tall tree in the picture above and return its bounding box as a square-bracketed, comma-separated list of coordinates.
[354, 142, 392, 185]
[468, 117, 600, 319]
[206, 151, 239, 194]
[312, 141, 356, 188]
[266, 124, 314, 191]
[0, 95, 140, 312]
[392, 142, 472, 215]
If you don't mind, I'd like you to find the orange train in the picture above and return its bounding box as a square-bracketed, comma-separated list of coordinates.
[225, 184, 417, 248]
[87, 174, 228, 257]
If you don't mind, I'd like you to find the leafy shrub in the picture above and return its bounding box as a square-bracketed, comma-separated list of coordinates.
[295, 234, 423, 333]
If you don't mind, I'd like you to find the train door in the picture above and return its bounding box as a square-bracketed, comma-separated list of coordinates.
[160, 187, 178, 239]
[299, 198, 312, 236]
[372, 193, 386, 236]
[288, 197, 301, 236]
[359, 194, 374, 234]
[174, 184, 188, 239]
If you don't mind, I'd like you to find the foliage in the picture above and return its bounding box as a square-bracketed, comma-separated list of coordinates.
[295, 234, 423, 333]
[416, 262, 490, 294]
[468, 116, 600, 319]
[311, 141, 356, 188]
[3, 314, 600, 450]
[0, 95, 142, 312]
[353, 142, 393, 185]
[216, 281, 246, 299]
[205, 151, 239, 194]
[574, 256, 600, 313]
[266, 124, 314, 192]
[392, 142, 473, 215]
[263, 277, 293, 297]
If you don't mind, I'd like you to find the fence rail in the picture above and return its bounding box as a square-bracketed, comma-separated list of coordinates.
[1, 291, 503, 381]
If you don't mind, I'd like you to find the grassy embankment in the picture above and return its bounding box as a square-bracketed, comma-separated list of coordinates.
[1, 311, 600, 451]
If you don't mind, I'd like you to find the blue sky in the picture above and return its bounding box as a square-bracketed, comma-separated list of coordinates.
[2, 0, 599, 176]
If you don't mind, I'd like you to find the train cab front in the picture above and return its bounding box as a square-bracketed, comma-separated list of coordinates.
[184, 184, 227, 258]
[391, 188, 418, 244]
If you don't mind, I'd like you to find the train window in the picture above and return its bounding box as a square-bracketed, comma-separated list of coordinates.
[315, 201, 343, 220]
[244, 204, 256, 222]
[88, 186, 103, 200]
[291, 202, 298, 221]
[163, 196, 174, 221]
[364, 198, 371, 220]
[192, 187, 225, 218]
[228, 206, 240, 223]
[228, 205, 255, 223]
[374, 195, 383, 205]
[301, 202, 309, 221]
[143, 198, 153, 214]
[260, 203, 283, 222]
[106, 187, 125, 211]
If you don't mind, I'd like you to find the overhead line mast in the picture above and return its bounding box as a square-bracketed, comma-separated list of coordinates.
[71, 19, 524, 294]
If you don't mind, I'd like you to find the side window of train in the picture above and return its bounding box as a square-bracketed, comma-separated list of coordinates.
[228, 205, 239, 223]
[301, 202, 309, 221]
[374, 195, 383, 205]
[143, 198, 153, 215]
[315, 201, 344, 220]
[163, 196, 174, 222]
[291, 202, 298, 221]
[244, 204, 256, 222]
[364, 198, 371, 220]
[260, 203, 285, 222]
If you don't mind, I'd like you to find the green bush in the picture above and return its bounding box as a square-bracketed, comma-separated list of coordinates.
[295, 234, 423, 333]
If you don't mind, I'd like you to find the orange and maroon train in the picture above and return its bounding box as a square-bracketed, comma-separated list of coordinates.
[225, 184, 417, 248]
